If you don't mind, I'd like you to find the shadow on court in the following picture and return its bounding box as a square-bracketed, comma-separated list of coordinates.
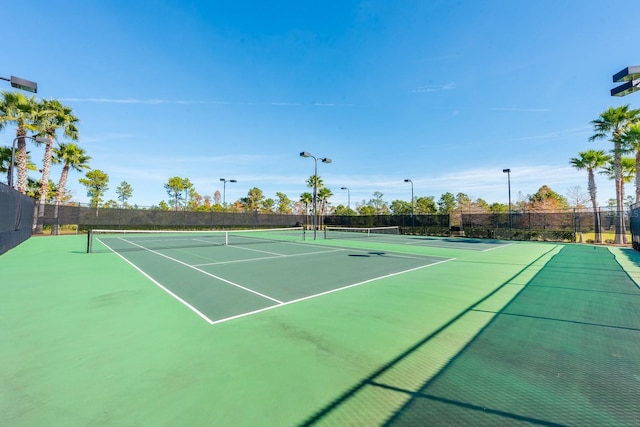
[301, 245, 640, 426]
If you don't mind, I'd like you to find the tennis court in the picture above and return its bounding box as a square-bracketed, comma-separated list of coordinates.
[2, 230, 640, 426]
[89, 228, 451, 324]
[324, 226, 507, 251]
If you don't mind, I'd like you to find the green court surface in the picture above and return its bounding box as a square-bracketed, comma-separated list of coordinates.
[1, 234, 639, 426]
[91, 231, 451, 324]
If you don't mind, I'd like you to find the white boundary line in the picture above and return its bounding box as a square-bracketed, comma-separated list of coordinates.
[97, 237, 216, 324]
[327, 235, 510, 252]
[193, 248, 345, 267]
[225, 244, 288, 257]
[97, 236, 455, 326]
[117, 237, 284, 304]
[208, 257, 455, 325]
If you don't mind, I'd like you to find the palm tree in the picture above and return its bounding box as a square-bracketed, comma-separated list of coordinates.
[600, 157, 636, 242]
[306, 174, 324, 229]
[51, 143, 90, 235]
[300, 192, 312, 229]
[0, 146, 12, 183]
[317, 187, 333, 228]
[590, 105, 640, 244]
[621, 122, 640, 202]
[1, 146, 38, 185]
[33, 99, 79, 233]
[570, 149, 611, 243]
[0, 92, 39, 193]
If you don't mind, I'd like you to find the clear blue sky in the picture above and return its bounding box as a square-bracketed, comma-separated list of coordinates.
[3, 0, 640, 208]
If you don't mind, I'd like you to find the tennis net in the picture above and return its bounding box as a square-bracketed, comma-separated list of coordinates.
[324, 226, 400, 240]
[87, 227, 305, 253]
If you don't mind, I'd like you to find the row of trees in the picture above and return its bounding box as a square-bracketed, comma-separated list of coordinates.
[4, 90, 638, 245]
[570, 105, 640, 244]
[76, 166, 585, 218]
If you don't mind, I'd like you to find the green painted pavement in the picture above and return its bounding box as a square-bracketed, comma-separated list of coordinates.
[2, 235, 637, 426]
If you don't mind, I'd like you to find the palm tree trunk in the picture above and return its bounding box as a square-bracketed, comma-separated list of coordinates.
[51, 164, 70, 235]
[16, 131, 28, 194]
[636, 150, 640, 203]
[34, 137, 54, 234]
[614, 144, 625, 245]
[587, 170, 601, 243]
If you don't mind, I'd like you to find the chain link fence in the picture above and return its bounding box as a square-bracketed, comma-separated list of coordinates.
[27, 203, 632, 244]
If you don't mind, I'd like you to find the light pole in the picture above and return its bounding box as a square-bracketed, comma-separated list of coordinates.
[610, 66, 640, 245]
[404, 179, 414, 231]
[219, 178, 237, 206]
[300, 151, 332, 239]
[8, 135, 48, 188]
[611, 66, 640, 97]
[503, 168, 512, 235]
[340, 187, 350, 215]
[0, 74, 38, 93]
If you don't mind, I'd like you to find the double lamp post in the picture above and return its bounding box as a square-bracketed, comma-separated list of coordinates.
[300, 151, 331, 239]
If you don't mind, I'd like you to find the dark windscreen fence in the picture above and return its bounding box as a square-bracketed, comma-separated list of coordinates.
[70, 206, 307, 231]
[324, 214, 450, 235]
[28, 202, 632, 244]
[0, 183, 35, 255]
[462, 211, 578, 241]
[630, 203, 640, 250]
[461, 209, 630, 242]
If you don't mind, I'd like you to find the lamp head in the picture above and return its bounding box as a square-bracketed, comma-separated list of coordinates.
[300, 152, 311, 158]
[502, 168, 510, 173]
[321, 158, 332, 164]
[220, 178, 225, 182]
[341, 187, 347, 190]
[404, 179, 411, 183]
[230, 180, 237, 183]
[10, 76, 37, 94]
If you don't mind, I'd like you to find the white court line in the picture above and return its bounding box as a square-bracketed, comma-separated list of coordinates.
[208, 257, 456, 325]
[193, 248, 345, 267]
[339, 236, 509, 252]
[96, 237, 216, 324]
[118, 237, 284, 304]
[226, 244, 288, 257]
[99, 236, 454, 325]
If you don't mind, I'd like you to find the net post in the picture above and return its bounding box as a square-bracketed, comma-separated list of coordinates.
[87, 229, 93, 253]
[225, 230, 229, 246]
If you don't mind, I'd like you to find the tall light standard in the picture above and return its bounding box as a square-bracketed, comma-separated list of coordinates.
[502, 168, 512, 235]
[300, 152, 332, 239]
[219, 178, 237, 206]
[8, 135, 48, 188]
[404, 179, 414, 230]
[0, 74, 38, 93]
[610, 66, 640, 245]
[340, 187, 350, 215]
